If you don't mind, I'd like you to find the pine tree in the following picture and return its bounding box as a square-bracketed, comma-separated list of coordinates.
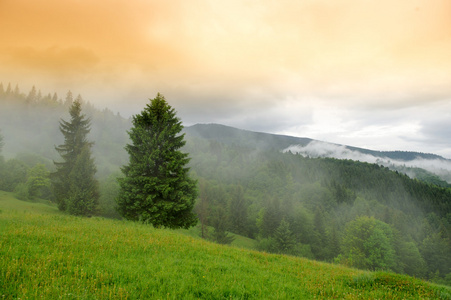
[260, 198, 282, 238]
[274, 218, 296, 254]
[64, 91, 73, 107]
[52, 100, 98, 214]
[5, 83, 11, 95]
[311, 206, 328, 260]
[210, 206, 235, 244]
[117, 93, 198, 229]
[0, 129, 4, 155]
[67, 146, 99, 216]
[26, 86, 37, 104]
[0, 130, 4, 179]
[196, 178, 210, 239]
[228, 184, 248, 235]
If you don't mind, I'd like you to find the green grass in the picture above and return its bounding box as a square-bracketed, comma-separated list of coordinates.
[1, 192, 450, 299]
[177, 225, 258, 250]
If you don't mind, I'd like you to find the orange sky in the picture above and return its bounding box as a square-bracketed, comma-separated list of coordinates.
[1, 0, 451, 155]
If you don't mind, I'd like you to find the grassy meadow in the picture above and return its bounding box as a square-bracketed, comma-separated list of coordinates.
[1, 191, 450, 299]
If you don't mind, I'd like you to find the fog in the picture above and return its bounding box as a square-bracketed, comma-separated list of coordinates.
[284, 141, 451, 182]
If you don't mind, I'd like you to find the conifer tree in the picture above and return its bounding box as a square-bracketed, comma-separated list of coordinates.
[64, 91, 73, 107]
[67, 146, 100, 216]
[5, 83, 11, 95]
[228, 184, 248, 235]
[26, 86, 37, 104]
[210, 206, 235, 244]
[274, 218, 296, 254]
[196, 178, 210, 239]
[0, 129, 4, 155]
[117, 93, 198, 229]
[0, 130, 4, 182]
[260, 198, 282, 237]
[53, 100, 99, 214]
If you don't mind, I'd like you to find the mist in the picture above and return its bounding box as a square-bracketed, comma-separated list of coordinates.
[284, 141, 451, 182]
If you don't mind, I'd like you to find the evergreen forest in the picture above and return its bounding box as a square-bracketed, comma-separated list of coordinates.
[0, 83, 450, 285]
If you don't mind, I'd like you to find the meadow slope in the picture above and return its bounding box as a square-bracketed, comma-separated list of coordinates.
[0, 191, 450, 299]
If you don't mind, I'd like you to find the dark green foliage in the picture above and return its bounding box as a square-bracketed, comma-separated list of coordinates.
[53, 99, 99, 215]
[117, 94, 197, 229]
[98, 173, 122, 219]
[0, 129, 4, 154]
[227, 185, 248, 235]
[273, 218, 296, 254]
[420, 231, 451, 279]
[328, 225, 341, 259]
[0, 131, 4, 183]
[394, 237, 426, 277]
[311, 207, 328, 260]
[210, 206, 235, 244]
[259, 198, 282, 238]
[66, 146, 100, 216]
[341, 216, 396, 271]
[195, 178, 210, 239]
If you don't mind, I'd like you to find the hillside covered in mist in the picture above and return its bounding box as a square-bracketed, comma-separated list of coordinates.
[0, 83, 450, 285]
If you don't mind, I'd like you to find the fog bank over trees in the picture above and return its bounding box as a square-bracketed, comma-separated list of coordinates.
[284, 141, 451, 184]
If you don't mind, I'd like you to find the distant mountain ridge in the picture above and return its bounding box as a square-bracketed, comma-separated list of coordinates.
[184, 123, 313, 151]
[184, 123, 448, 162]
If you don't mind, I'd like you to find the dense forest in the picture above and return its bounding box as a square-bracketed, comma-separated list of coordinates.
[0, 83, 450, 285]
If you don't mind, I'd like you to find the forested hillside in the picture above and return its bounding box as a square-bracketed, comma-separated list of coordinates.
[0, 83, 450, 284]
[184, 134, 451, 283]
[185, 123, 448, 161]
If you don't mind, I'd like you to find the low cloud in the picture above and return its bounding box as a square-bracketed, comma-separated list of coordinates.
[284, 141, 451, 181]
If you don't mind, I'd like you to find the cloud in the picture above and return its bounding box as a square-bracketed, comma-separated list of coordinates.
[0, 0, 450, 158]
[283, 141, 451, 181]
[2, 0, 450, 102]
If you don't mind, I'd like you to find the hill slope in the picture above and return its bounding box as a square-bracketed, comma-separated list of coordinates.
[184, 123, 451, 184]
[185, 123, 447, 161]
[1, 193, 450, 299]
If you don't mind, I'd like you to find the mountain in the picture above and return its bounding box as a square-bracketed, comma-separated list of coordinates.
[185, 123, 447, 161]
[183, 123, 451, 284]
[184, 123, 314, 151]
[184, 123, 451, 185]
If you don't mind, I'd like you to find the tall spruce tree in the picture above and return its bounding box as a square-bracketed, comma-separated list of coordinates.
[53, 100, 99, 215]
[274, 218, 296, 254]
[67, 146, 100, 215]
[0, 129, 4, 155]
[0, 130, 4, 179]
[117, 93, 198, 229]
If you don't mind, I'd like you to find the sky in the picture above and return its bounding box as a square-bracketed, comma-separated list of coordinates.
[1, 0, 451, 157]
